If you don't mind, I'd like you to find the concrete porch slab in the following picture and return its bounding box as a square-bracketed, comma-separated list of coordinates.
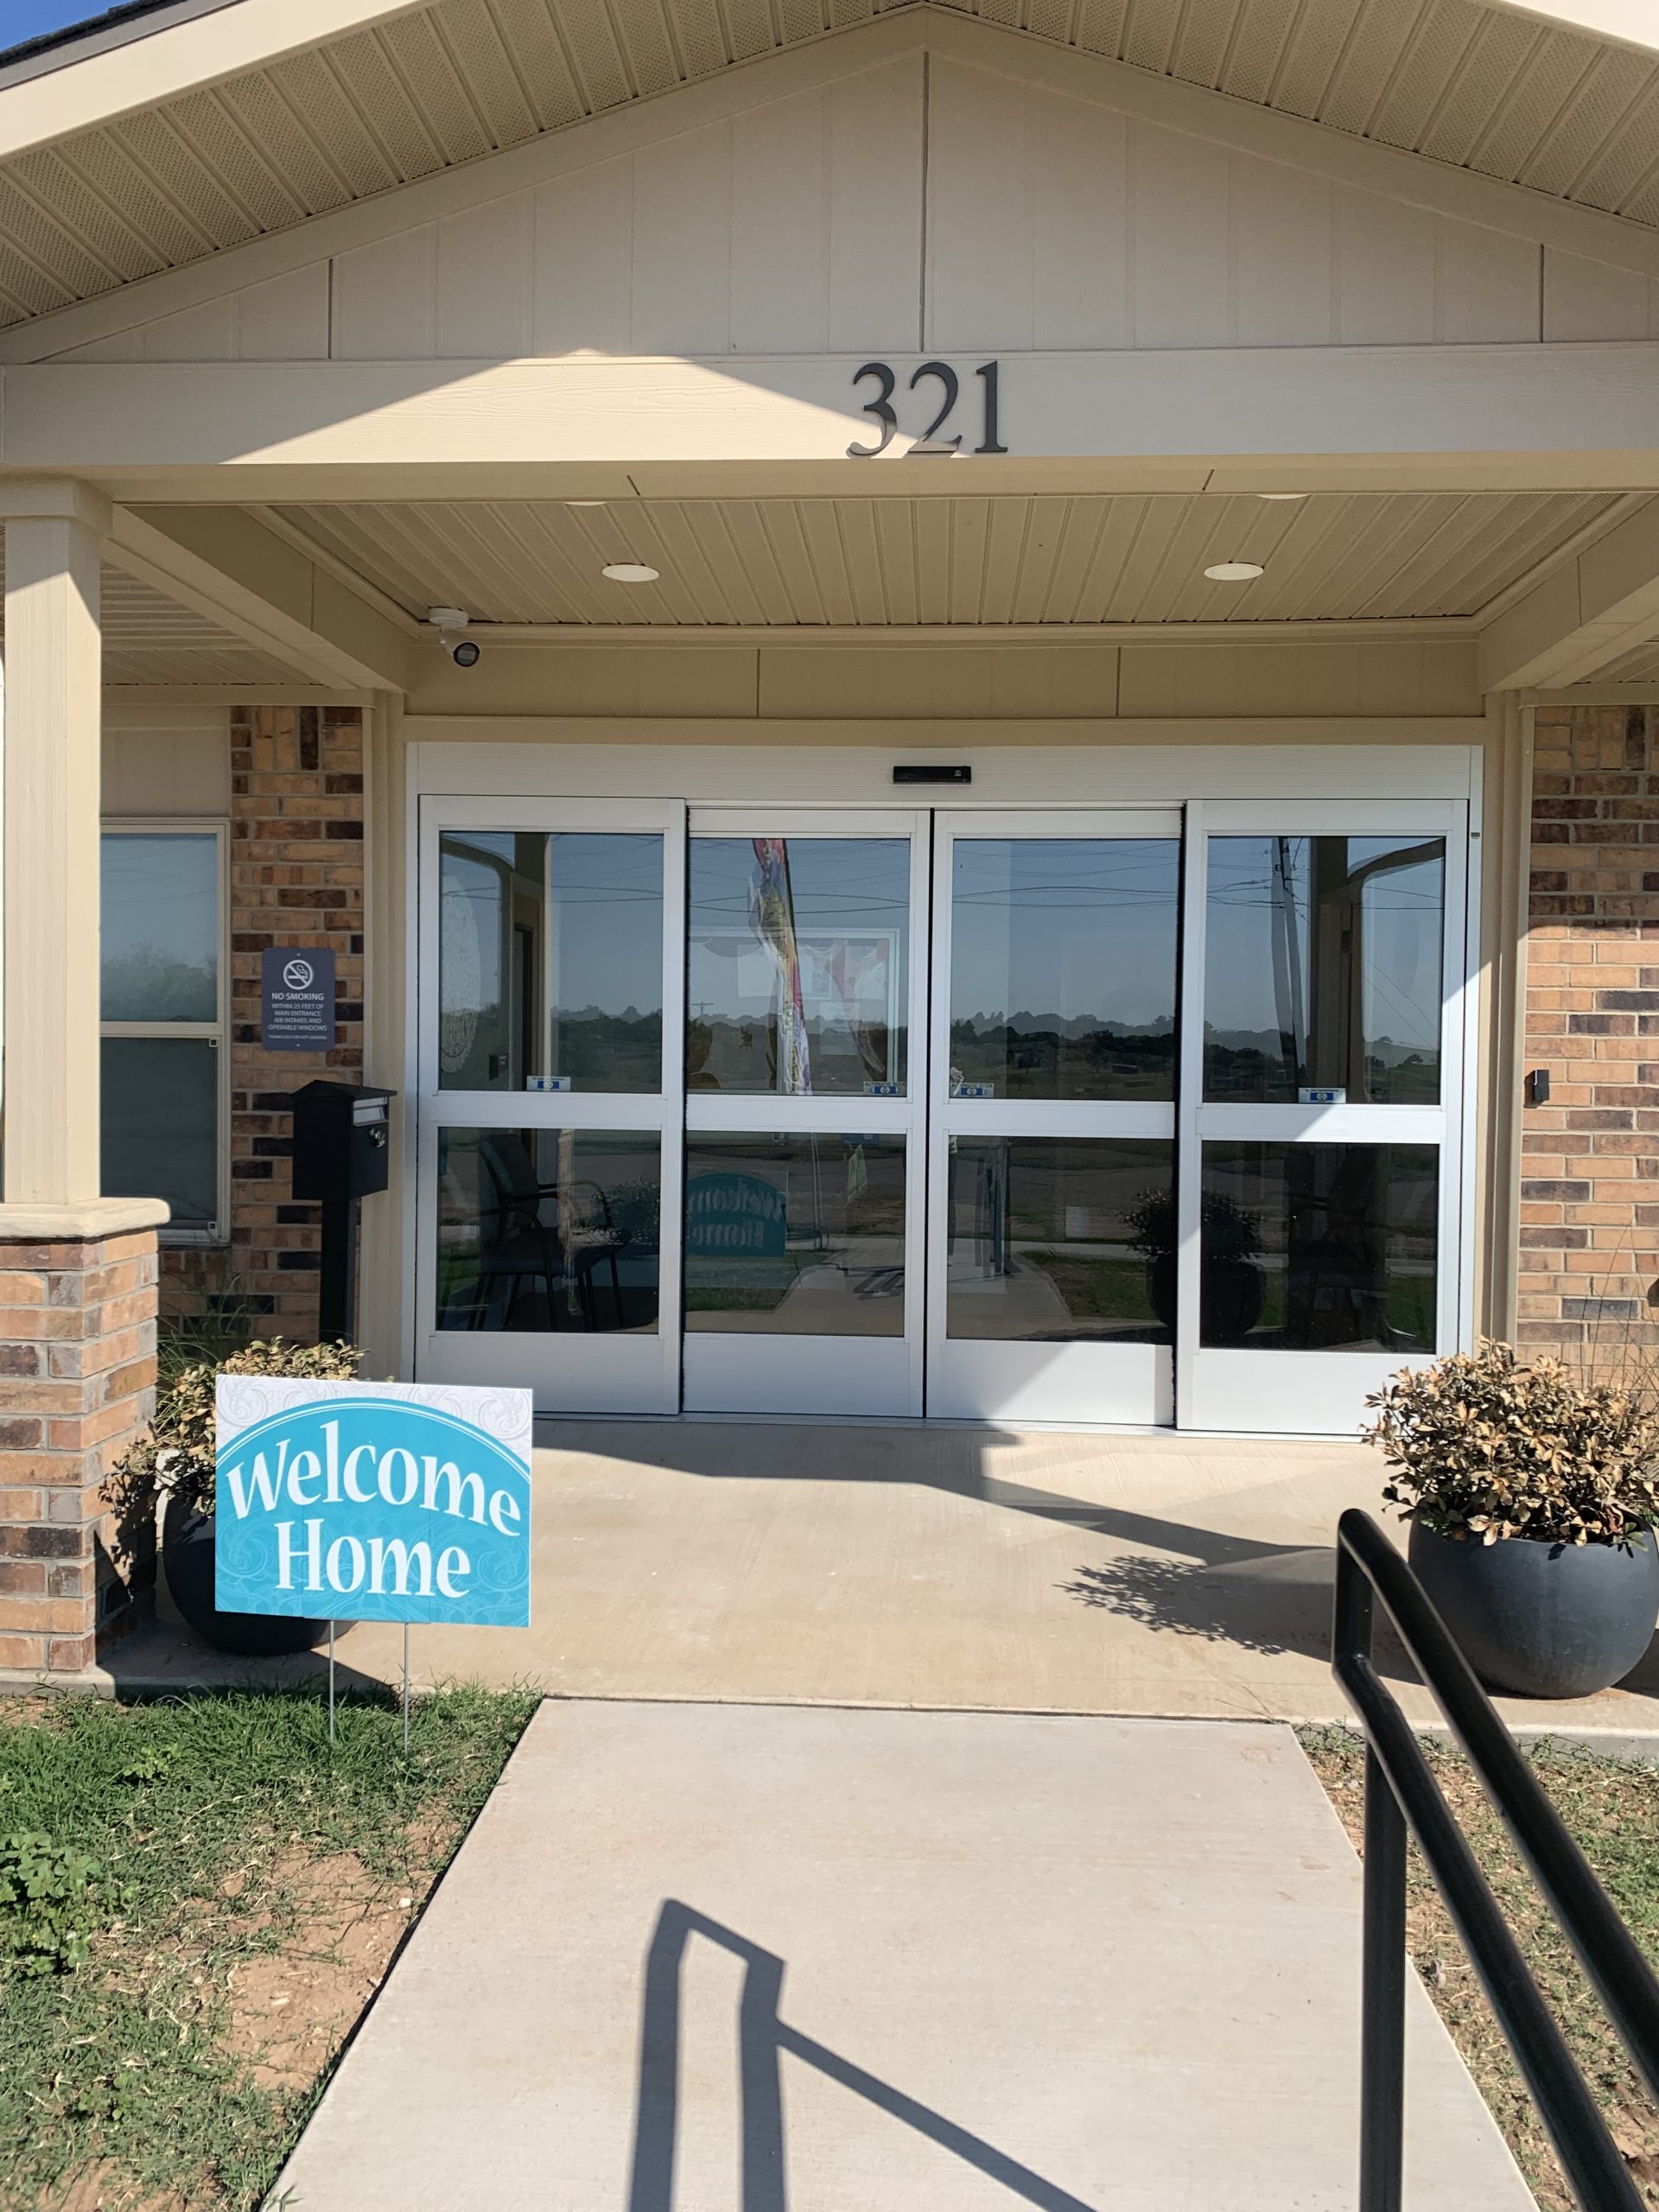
[102, 1420, 1659, 1733]
[274, 1702, 1531, 2211]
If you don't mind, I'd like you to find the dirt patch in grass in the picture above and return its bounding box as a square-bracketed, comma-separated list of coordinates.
[219, 1851, 417, 2097]
[1301, 1726, 1659, 2210]
[0, 1684, 537, 2212]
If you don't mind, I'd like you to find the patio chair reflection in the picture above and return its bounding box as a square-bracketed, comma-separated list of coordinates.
[442, 1129, 631, 1332]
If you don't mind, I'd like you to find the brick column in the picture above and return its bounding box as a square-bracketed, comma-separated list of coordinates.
[0, 1217, 162, 1675]
[236, 703, 365, 1336]
[1519, 702, 1659, 1359]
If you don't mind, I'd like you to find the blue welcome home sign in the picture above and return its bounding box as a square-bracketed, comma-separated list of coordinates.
[214, 1379, 532, 1627]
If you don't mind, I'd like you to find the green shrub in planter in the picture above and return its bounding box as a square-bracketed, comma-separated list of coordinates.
[111, 1338, 364, 1656]
[1365, 1340, 1659, 1698]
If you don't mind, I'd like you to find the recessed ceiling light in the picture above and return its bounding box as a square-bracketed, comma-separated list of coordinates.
[601, 562, 659, 583]
[1205, 562, 1264, 582]
[568, 500, 607, 508]
[1256, 492, 1307, 502]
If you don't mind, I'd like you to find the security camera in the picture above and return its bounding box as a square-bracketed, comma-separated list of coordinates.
[428, 605, 480, 667]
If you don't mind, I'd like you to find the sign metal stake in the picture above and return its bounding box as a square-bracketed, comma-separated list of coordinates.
[327, 1618, 336, 1744]
[402, 1624, 410, 1753]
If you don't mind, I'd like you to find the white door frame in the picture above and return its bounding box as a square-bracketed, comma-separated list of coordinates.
[412, 794, 686, 1414]
[1175, 799, 1469, 1435]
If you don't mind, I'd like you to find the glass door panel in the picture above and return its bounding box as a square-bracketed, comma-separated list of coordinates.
[926, 814, 1182, 1425]
[682, 811, 927, 1417]
[1179, 804, 1466, 1435]
[416, 798, 684, 1414]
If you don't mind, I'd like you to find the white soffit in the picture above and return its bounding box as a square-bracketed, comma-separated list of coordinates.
[6, 0, 1659, 329]
[0, 544, 313, 682]
[1586, 638, 1659, 680]
[264, 487, 1622, 627]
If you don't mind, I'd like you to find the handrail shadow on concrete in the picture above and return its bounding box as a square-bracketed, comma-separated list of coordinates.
[628, 1899, 1099, 2212]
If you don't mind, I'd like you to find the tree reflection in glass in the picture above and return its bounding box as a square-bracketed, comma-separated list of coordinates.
[437, 832, 663, 1092]
[1203, 836, 1445, 1103]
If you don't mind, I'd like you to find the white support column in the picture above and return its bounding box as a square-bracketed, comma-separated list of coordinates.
[0, 481, 171, 1679]
[0, 480, 111, 1206]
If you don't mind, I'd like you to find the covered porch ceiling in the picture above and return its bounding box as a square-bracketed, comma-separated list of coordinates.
[5, 0, 1659, 329]
[262, 486, 1625, 631]
[17, 480, 1656, 695]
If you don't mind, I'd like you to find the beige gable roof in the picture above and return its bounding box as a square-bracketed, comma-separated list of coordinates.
[4, 0, 1659, 331]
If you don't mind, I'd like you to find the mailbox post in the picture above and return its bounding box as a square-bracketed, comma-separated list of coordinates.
[290, 1080, 396, 1344]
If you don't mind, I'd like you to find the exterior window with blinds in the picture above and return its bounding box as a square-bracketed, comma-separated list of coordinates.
[99, 824, 228, 1243]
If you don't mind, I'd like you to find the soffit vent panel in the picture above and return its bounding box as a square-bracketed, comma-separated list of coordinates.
[0, 546, 316, 683]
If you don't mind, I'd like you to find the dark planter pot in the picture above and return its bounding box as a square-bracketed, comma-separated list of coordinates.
[162, 1497, 330, 1658]
[1408, 1522, 1659, 1700]
[1148, 1252, 1264, 1346]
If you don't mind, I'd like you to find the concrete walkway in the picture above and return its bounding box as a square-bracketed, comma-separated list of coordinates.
[112, 1419, 1659, 1733]
[276, 1702, 1531, 2211]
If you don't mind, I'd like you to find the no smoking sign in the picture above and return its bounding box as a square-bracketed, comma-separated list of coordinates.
[262, 945, 337, 1052]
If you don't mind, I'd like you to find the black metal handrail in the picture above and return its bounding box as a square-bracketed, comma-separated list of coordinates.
[1332, 1508, 1659, 2212]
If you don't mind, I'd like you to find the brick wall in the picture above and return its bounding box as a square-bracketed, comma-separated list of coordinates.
[1519, 702, 1659, 1360]
[162, 704, 365, 1342]
[0, 1228, 158, 1673]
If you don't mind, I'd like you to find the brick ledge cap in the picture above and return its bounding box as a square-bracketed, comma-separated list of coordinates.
[0, 1198, 169, 1239]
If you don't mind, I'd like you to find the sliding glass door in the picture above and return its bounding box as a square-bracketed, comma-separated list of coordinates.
[411, 789, 1471, 1435]
[925, 812, 1182, 1426]
[681, 810, 929, 1417]
[414, 798, 684, 1413]
[1176, 804, 1467, 1434]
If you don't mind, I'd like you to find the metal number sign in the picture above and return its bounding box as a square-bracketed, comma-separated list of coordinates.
[847, 359, 1007, 458]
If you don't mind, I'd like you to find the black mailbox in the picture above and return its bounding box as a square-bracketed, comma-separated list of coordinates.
[289, 1081, 396, 1342]
[291, 1080, 395, 1205]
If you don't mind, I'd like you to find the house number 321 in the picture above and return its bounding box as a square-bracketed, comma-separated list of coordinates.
[847, 359, 1007, 458]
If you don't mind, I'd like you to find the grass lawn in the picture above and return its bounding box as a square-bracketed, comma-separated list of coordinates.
[0, 1684, 538, 2212]
[1301, 1726, 1659, 2211]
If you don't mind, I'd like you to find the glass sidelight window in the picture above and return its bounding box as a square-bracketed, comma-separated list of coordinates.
[437, 831, 664, 1092]
[419, 799, 683, 1415]
[1203, 835, 1445, 1104]
[1182, 803, 1464, 1433]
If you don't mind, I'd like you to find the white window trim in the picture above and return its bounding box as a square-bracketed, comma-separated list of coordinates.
[99, 817, 231, 1246]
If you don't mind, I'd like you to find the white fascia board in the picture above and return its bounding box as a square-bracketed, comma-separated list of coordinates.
[10, 344, 1659, 486]
[0, 0, 429, 161]
[1488, 3, 1659, 60]
[1479, 494, 1659, 689]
